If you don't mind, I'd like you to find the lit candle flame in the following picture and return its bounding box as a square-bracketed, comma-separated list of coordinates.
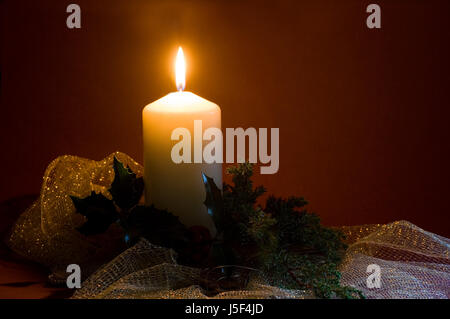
[175, 47, 186, 92]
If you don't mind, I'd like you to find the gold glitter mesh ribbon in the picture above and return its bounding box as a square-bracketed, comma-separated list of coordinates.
[6, 153, 450, 298]
[71, 238, 311, 299]
[339, 221, 450, 298]
[6, 152, 141, 273]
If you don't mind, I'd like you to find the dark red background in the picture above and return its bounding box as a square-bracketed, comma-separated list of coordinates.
[1, 0, 449, 236]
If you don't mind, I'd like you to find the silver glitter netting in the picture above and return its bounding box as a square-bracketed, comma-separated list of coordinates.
[6, 153, 450, 299]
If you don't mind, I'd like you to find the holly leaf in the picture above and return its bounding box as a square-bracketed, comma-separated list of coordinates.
[108, 156, 144, 210]
[123, 205, 189, 249]
[70, 192, 118, 235]
[202, 173, 225, 233]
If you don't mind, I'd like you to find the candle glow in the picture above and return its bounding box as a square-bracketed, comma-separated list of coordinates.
[175, 47, 186, 92]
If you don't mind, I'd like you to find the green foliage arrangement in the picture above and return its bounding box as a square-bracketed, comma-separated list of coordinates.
[205, 163, 364, 299]
[71, 157, 363, 299]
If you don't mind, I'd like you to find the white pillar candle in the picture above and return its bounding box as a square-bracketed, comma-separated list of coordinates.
[142, 47, 221, 235]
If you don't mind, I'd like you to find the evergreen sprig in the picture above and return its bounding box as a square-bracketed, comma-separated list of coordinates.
[204, 163, 364, 299]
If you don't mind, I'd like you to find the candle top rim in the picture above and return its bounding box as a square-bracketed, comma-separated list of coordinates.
[143, 91, 220, 114]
